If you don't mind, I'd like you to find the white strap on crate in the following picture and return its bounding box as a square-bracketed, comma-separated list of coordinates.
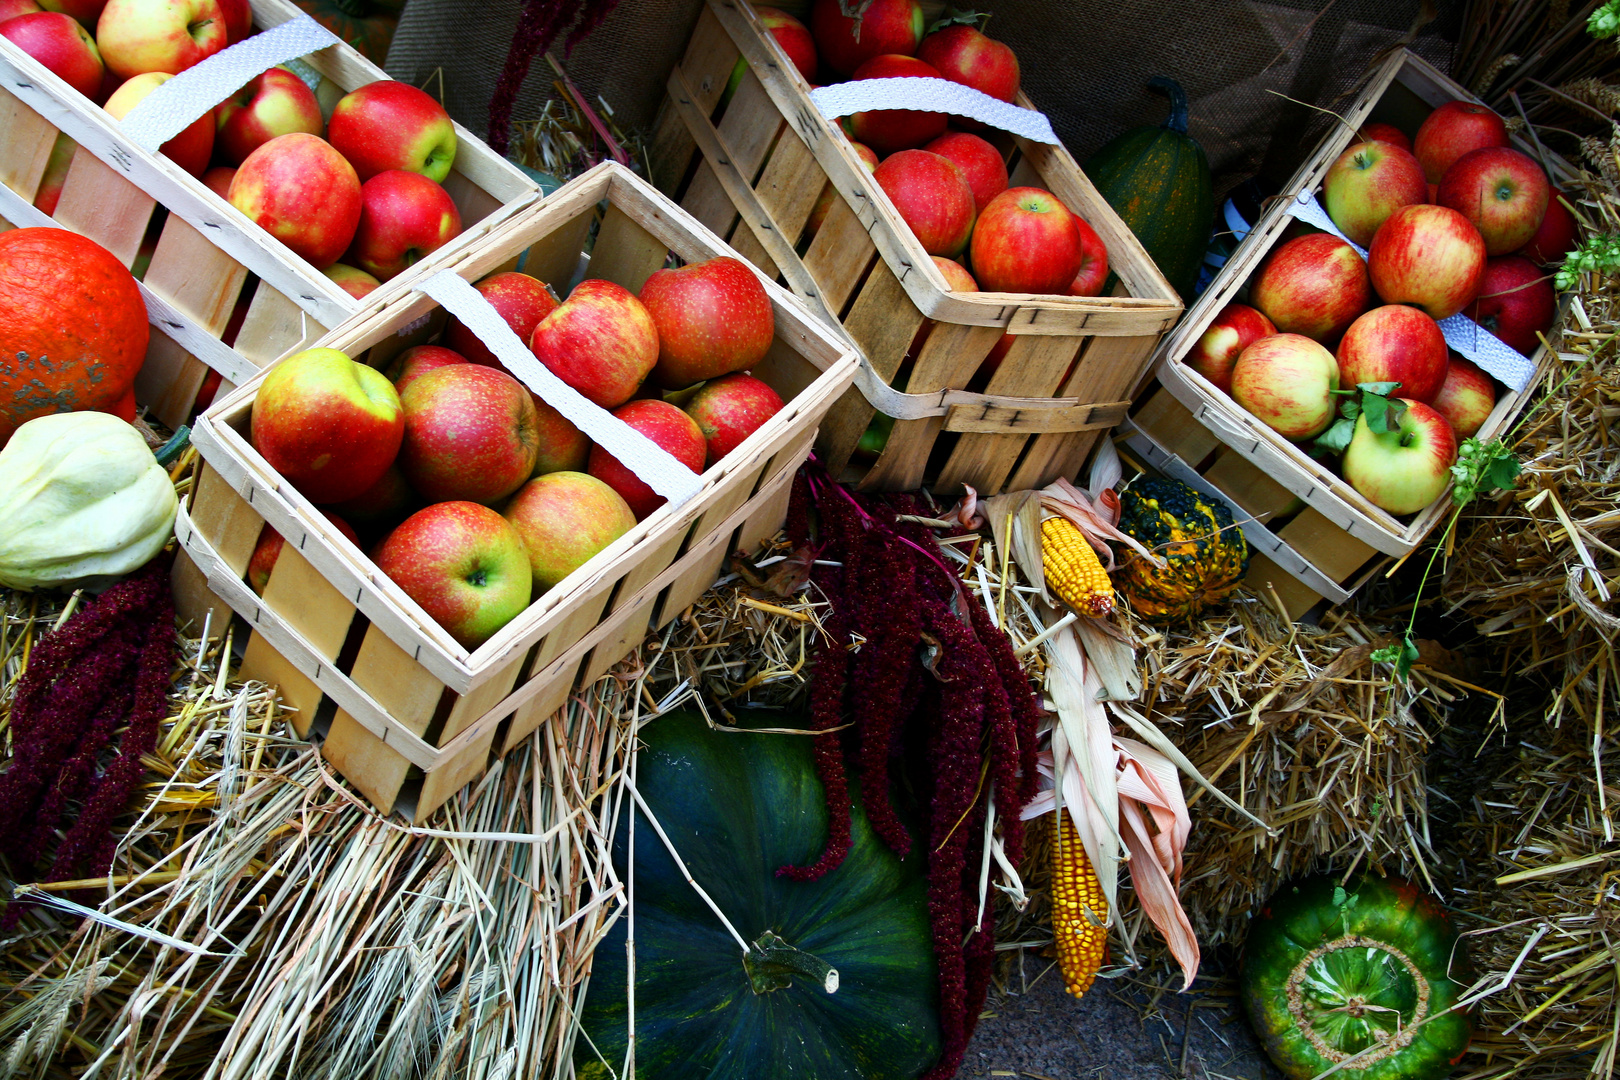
[414, 271, 704, 509]
[1285, 191, 1537, 393]
[117, 17, 341, 154]
[809, 79, 1058, 144]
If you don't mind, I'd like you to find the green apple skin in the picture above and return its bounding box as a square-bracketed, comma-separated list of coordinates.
[504, 471, 636, 590]
[1341, 398, 1458, 515]
[250, 347, 403, 504]
[1229, 333, 1340, 441]
[373, 501, 532, 650]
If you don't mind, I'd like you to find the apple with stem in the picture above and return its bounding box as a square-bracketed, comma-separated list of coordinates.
[970, 186, 1084, 294]
[327, 80, 457, 182]
[1436, 146, 1551, 256]
[372, 501, 532, 650]
[1341, 398, 1458, 514]
[1, 11, 102, 97]
[1323, 140, 1429, 248]
[95, 0, 227, 79]
[216, 66, 324, 166]
[345, 168, 463, 281]
[810, 0, 923, 76]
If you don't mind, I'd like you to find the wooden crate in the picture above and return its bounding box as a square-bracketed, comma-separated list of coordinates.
[1134, 49, 1574, 620]
[0, 0, 537, 431]
[172, 161, 858, 821]
[648, 0, 1182, 497]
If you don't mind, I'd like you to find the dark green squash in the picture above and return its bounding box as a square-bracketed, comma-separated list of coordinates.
[1083, 77, 1214, 301]
[576, 710, 941, 1080]
[1114, 477, 1249, 623]
[1241, 873, 1472, 1080]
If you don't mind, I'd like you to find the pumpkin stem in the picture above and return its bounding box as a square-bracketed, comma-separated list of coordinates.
[743, 930, 840, 995]
[1148, 76, 1190, 136]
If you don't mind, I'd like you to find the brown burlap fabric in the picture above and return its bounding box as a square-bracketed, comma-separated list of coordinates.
[385, 0, 1461, 201]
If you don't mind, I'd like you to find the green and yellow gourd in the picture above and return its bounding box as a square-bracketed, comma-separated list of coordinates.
[1083, 76, 1214, 301]
[1114, 477, 1248, 622]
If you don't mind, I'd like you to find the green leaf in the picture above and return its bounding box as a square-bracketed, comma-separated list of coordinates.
[1360, 393, 1407, 435]
[1556, 233, 1620, 290]
[925, 6, 988, 32]
[1355, 381, 1402, 397]
[1485, 454, 1522, 492]
[1590, 0, 1620, 38]
[1450, 436, 1521, 507]
[1371, 634, 1421, 681]
[1340, 398, 1362, 422]
[1313, 417, 1356, 456]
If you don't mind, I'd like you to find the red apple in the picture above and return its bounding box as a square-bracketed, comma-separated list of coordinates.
[247, 510, 360, 595]
[874, 149, 976, 258]
[639, 255, 775, 390]
[328, 81, 457, 183]
[1464, 254, 1556, 356]
[529, 278, 659, 408]
[1341, 398, 1457, 514]
[104, 71, 212, 176]
[683, 373, 785, 465]
[228, 132, 362, 269]
[806, 141, 878, 235]
[1436, 146, 1550, 255]
[1185, 303, 1277, 394]
[345, 168, 463, 281]
[398, 364, 540, 505]
[933, 254, 978, 291]
[215, 65, 323, 166]
[1335, 305, 1448, 403]
[249, 346, 403, 505]
[323, 261, 381, 299]
[373, 501, 532, 650]
[1229, 333, 1340, 440]
[923, 130, 1007, 214]
[214, 0, 247, 41]
[1323, 140, 1429, 248]
[32, 132, 74, 216]
[810, 0, 923, 76]
[386, 343, 467, 394]
[1429, 356, 1496, 439]
[916, 24, 1019, 105]
[529, 396, 589, 476]
[1357, 122, 1410, 152]
[1, 11, 101, 97]
[1413, 100, 1508, 184]
[95, 0, 226, 79]
[443, 271, 559, 369]
[587, 399, 706, 520]
[971, 185, 1090, 294]
[1069, 216, 1109, 296]
[329, 462, 413, 526]
[754, 6, 815, 81]
[38, 0, 104, 24]
[1367, 203, 1486, 320]
[1249, 233, 1371, 343]
[0, 1, 44, 22]
[849, 54, 947, 154]
[200, 164, 234, 199]
[504, 471, 636, 590]
[1520, 189, 1579, 265]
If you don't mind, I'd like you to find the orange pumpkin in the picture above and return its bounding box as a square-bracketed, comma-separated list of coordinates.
[0, 228, 148, 447]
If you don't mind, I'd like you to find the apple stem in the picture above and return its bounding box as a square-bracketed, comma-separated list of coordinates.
[1400, 432, 1415, 447]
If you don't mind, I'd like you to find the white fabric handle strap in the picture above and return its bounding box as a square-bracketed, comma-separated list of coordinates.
[117, 16, 341, 154]
[1286, 191, 1537, 393]
[414, 272, 704, 509]
[809, 78, 1058, 145]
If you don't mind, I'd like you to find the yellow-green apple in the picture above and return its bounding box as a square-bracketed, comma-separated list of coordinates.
[724, 6, 815, 99]
[923, 130, 1007, 214]
[934, 254, 978, 291]
[504, 471, 635, 590]
[323, 261, 380, 299]
[95, 0, 226, 78]
[1335, 304, 1447, 403]
[684, 373, 785, 465]
[386, 343, 466, 394]
[398, 364, 539, 505]
[345, 169, 462, 280]
[970, 186, 1086, 293]
[640, 255, 774, 390]
[849, 54, 947, 154]
[529, 278, 658, 408]
[0, 0, 43, 21]
[104, 71, 212, 175]
[200, 164, 233, 198]
[249, 346, 403, 504]
[1464, 254, 1555, 355]
[247, 510, 359, 595]
[1519, 189, 1578, 265]
[215, 65, 323, 165]
[1367, 203, 1486, 320]
[1413, 100, 1508, 184]
[1323, 140, 1428, 248]
[1429, 355, 1495, 438]
[1229, 333, 1340, 440]
[1069, 215, 1109, 296]
[916, 23, 1019, 104]
[1436, 146, 1550, 255]
[39, 0, 104, 25]
[1186, 303, 1276, 394]
[214, 0, 245, 41]
[1341, 398, 1457, 514]
[32, 131, 74, 215]
[1357, 122, 1409, 152]
[587, 399, 706, 520]
[372, 501, 532, 649]
[327, 81, 456, 183]
[811, 0, 922, 75]
[228, 132, 362, 269]
[1249, 233, 1371, 343]
[329, 462, 414, 530]
[529, 396, 589, 476]
[445, 271, 558, 369]
[1, 11, 101, 96]
[806, 140, 877, 235]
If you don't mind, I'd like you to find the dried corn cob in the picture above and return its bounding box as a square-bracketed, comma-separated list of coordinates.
[1050, 809, 1108, 997]
[1041, 516, 1114, 616]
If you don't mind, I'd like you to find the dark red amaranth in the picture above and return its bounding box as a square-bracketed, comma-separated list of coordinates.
[485, 0, 623, 155]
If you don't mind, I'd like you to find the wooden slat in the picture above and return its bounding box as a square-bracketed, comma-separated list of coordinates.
[679, 66, 782, 237]
[1201, 447, 1302, 525]
[647, 5, 740, 195]
[521, 207, 593, 294]
[1130, 386, 1221, 467]
[936, 334, 1082, 493]
[588, 202, 670, 294]
[1244, 551, 1328, 622]
[801, 192, 876, 315]
[52, 151, 153, 267]
[233, 281, 325, 367]
[1278, 508, 1382, 586]
[0, 88, 58, 199]
[815, 262, 925, 477]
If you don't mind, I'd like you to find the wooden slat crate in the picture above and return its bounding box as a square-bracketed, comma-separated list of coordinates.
[648, 0, 1183, 497]
[172, 161, 859, 820]
[0, 0, 538, 431]
[1132, 49, 1573, 620]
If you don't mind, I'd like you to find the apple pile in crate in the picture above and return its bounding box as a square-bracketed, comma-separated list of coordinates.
[1187, 100, 1574, 516]
[3, 0, 464, 297]
[246, 255, 784, 649]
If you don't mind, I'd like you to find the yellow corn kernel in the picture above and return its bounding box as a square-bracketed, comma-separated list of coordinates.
[1041, 516, 1114, 616]
[1050, 809, 1108, 998]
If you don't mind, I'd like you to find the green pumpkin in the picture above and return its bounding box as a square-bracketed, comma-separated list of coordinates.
[1241, 873, 1472, 1080]
[1114, 477, 1249, 623]
[1083, 76, 1214, 301]
[576, 710, 941, 1080]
